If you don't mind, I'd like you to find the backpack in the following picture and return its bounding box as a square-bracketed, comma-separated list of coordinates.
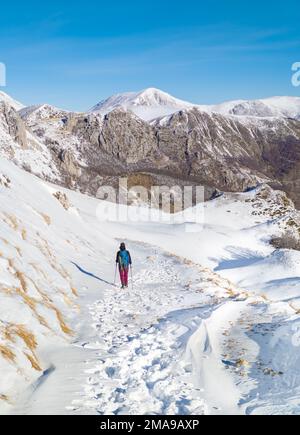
[119, 250, 130, 268]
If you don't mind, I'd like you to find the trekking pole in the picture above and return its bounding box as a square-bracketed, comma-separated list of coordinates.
[114, 263, 117, 287]
[130, 266, 134, 291]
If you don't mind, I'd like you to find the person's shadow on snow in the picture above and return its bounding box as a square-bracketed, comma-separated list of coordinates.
[71, 262, 115, 287]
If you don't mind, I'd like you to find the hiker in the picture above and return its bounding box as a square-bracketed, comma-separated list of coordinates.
[116, 243, 132, 289]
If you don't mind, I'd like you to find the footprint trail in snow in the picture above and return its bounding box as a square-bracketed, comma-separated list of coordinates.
[69, 243, 225, 415]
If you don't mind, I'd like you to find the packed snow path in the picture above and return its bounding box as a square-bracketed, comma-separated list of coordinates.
[70, 243, 214, 415]
[12, 241, 299, 415]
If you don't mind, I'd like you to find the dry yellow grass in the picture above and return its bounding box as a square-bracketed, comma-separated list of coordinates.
[26, 273, 77, 316]
[71, 287, 78, 297]
[236, 359, 250, 368]
[261, 294, 269, 301]
[3, 213, 18, 231]
[15, 270, 28, 293]
[14, 276, 72, 334]
[36, 314, 49, 329]
[24, 352, 42, 371]
[62, 293, 74, 307]
[13, 325, 37, 352]
[226, 288, 238, 298]
[57, 264, 70, 280]
[29, 263, 48, 281]
[0, 285, 13, 296]
[8, 260, 30, 294]
[0, 394, 9, 402]
[1, 285, 50, 331]
[36, 236, 53, 260]
[15, 287, 35, 309]
[3, 323, 42, 371]
[40, 213, 51, 226]
[21, 229, 27, 240]
[15, 246, 22, 256]
[36, 236, 71, 280]
[54, 308, 73, 335]
[15, 288, 50, 329]
[289, 302, 300, 315]
[0, 344, 16, 362]
[3, 328, 13, 342]
[7, 258, 14, 268]
[26, 275, 53, 303]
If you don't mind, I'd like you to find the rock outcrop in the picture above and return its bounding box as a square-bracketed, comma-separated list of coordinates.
[0, 102, 27, 149]
[1, 97, 300, 208]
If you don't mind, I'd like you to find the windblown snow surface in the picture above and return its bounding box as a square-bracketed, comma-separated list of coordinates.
[0, 158, 300, 415]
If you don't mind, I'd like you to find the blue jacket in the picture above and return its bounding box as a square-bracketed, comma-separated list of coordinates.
[116, 250, 132, 269]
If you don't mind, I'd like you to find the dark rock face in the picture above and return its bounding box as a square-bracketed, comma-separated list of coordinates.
[0, 102, 27, 149]
[3, 103, 300, 208]
[153, 110, 300, 206]
[98, 110, 158, 163]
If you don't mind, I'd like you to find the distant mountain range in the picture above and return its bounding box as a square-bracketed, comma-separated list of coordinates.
[1, 88, 300, 207]
[90, 87, 300, 121]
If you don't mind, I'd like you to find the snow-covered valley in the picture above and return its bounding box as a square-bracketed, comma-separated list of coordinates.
[0, 156, 299, 415]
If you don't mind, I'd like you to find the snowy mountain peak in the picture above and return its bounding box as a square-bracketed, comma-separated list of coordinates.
[213, 96, 300, 119]
[19, 103, 69, 123]
[0, 91, 25, 111]
[131, 88, 193, 107]
[90, 87, 195, 121]
[90, 88, 300, 122]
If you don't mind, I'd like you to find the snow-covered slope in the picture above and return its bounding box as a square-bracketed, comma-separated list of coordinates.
[90, 87, 197, 121]
[0, 161, 80, 411]
[213, 96, 300, 119]
[90, 88, 300, 121]
[19, 104, 70, 123]
[0, 102, 61, 182]
[1, 155, 300, 415]
[18, 104, 77, 153]
[0, 91, 24, 111]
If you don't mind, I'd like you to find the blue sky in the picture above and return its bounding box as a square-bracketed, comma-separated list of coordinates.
[0, 0, 299, 110]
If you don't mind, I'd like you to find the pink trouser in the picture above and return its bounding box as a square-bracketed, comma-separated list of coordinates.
[119, 267, 129, 287]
